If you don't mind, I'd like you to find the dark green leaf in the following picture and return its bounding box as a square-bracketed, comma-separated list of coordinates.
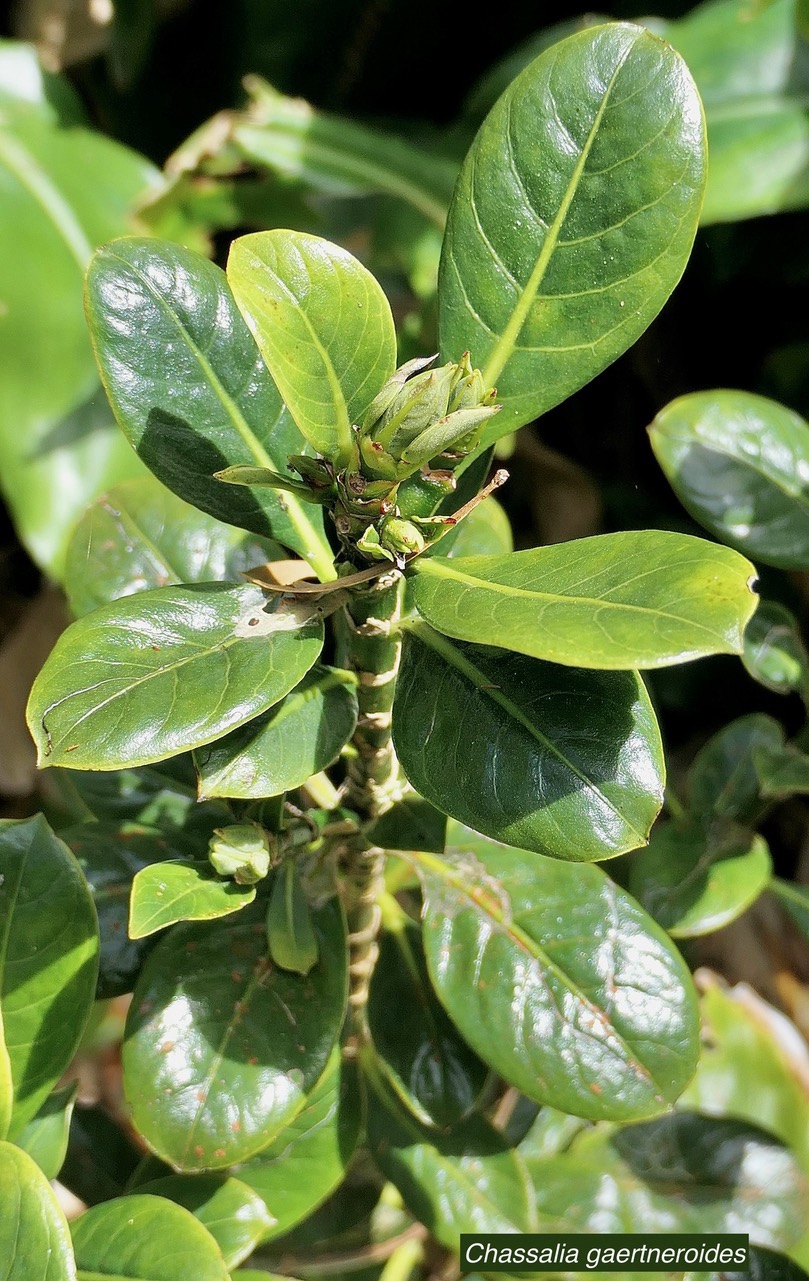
[629, 820, 771, 937]
[136, 1174, 275, 1269]
[528, 1113, 808, 1243]
[409, 532, 757, 669]
[237, 1046, 361, 1241]
[227, 230, 396, 466]
[650, 391, 809, 568]
[0, 1006, 10, 1140]
[365, 1061, 535, 1245]
[755, 744, 809, 798]
[368, 909, 488, 1126]
[366, 795, 447, 854]
[0, 1139, 76, 1280]
[129, 862, 256, 939]
[688, 714, 784, 824]
[27, 583, 323, 770]
[772, 878, 809, 945]
[414, 827, 699, 1120]
[438, 24, 706, 440]
[70, 1194, 229, 1279]
[0, 95, 157, 576]
[122, 898, 347, 1170]
[66, 821, 199, 999]
[0, 815, 98, 1136]
[62, 757, 230, 832]
[730, 1247, 809, 1281]
[195, 666, 357, 799]
[744, 599, 809, 698]
[64, 476, 280, 618]
[61, 1104, 142, 1205]
[666, 0, 809, 223]
[85, 238, 334, 578]
[232, 79, 457, 229]
[16, 1084, 77, 1181]
[393, 627, 663, 860]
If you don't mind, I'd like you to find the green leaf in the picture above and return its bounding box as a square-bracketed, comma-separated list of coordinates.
[231, 79, 457, 230]
[135, 1174, 275, 1269]
[366, 796, 447, 855]
[681, 980, 809, 1171]
[409, 531, 758, 669]
[744, 600, 809, 697]
[666, 0, 809, 223]
[85, 238, 333, 579]
[414, 827, 699, 1120]
[0, 39, 85, 124]
[61, 1105, 142, 1205]
[688, 714, 785, 824]
[650, 391, 809, 568]
[16, 1083, 77, 1181]
[0, 1139, 77, 1280]
[629, 820, 772, 937]
[27, 583, 323, 770]
[771, 878, 809, 945]
[62, 756, 229, 832]
[528, 1113, 808, 1243]
[66, 820, 208, 999]
[70, 1194, 229, 1280]
[393, 626, 663, 860]
[429, 497, 513, 559]
[0, 1005, 11, 1140]
[438, 23, 706, 440]
[365, 1061, 535, 1245]
[0, 77, 159, 578]
[755, 744, 809, 798]
[129, 861, 256, 939]
[0, 815, 98, 1137]
[368, 908, 488, 1127]
[237, 1046, 361, 1241]
[64, 476, 280, 618]
[737, 1248, 809, 1281]
[195, 666, 358, 799]
[227, 229, 396, 466]
[122, 898, 347, 1171]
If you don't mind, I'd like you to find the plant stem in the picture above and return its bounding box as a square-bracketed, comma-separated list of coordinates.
[338, 568, 405, 1041]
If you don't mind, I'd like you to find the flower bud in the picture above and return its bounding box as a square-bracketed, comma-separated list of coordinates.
[208, 823, 273, 885]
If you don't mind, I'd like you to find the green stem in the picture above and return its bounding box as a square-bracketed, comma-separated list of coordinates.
[338, 569, 405, 1041]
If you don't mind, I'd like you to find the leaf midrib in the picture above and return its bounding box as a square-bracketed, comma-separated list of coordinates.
[655, 427, 809, 521]
[481, 33, 637, 388]
[414, 556, 727, 642]
[0, 127, 91, 269]
[410, 624, 648, 845]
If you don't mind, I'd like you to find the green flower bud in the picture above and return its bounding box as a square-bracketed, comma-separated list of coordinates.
[379, 515, 426, 556]
[208, 823, 272, 885]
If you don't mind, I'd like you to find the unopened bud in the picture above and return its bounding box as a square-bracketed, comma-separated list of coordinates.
[208, 823, 273, 885]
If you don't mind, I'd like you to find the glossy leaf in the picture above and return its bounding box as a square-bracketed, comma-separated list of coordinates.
[366, 795, 447, 855]
[65, 476, 279, 618]
[414, 827, 699, 1120]
[16, 1083, 77, 1181]
[0, 72, 159, 577]
[0, 814, 98, 1136]
[410, 531, 757, 670]
[734, 1248, 809, 1281]
[688, 714, 784, 825]
[123, 898, 347, 1170]
[70, 1194, 229, 1279]
[232, 79, 457, 229]
[62, 756, 230, 833]
[136, 1174, 275, 1269]
[196, 666, 358, 799]
[650, 391, 809, 568]
[129, 861, 256, 939]
[27, 582, 323, 770]
[629, 820, 772, 937]
[430, 497, 513, 559]
[65, 820, 205, 999]
[393, 626, 663, 860]
[744, 600, 809, 698]
[365, 1062, 535, 1246]
[61, 1104, 142, 1205]
[0, 1140, 77, 1280]
[528, 1113, 808, 1243]
[438, 23, 706, 440]
[0, 1006, 10, 1140]
[237, 1046, 361, 1241]
[85, 238, 333, 578]
[666, 0, 809, 223]
[227, 230, 396, 466]
[681, 981, 809, 1171]
[368, 911, 488, 1126]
